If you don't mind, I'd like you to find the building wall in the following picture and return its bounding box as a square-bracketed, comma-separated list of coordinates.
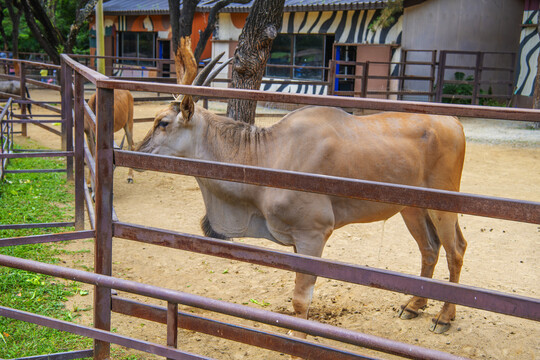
[214, 9, 403, 94]
[515, 0, 539, 98]
[90, 13, 213, 66]
[402, 0, 523, 100]
[403, 0, 523, 52]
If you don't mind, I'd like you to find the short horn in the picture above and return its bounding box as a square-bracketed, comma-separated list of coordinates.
[171, 94, 183, 104]
[193, 52, 225, 86]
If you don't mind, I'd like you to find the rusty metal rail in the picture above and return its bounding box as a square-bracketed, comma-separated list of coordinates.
[0, 254, 469, 360]
[101, 79, 540, 123]
[111, 297, 376, 360]
[0, 230, 94, 247]
[113, 222, 540, 322]
[0, 306, 211, 360]
[114, 151, 540, 224]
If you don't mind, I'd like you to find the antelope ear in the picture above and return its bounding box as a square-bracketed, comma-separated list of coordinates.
[180, 95, 194, 123]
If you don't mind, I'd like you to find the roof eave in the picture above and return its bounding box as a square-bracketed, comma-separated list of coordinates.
[104, 1, 387, 16]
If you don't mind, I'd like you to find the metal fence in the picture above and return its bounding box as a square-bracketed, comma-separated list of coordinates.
[0, 53, 538, 360]
[0, 58, 77, 232]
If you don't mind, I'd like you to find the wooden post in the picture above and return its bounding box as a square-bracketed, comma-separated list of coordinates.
[93, 87, 114, 360]
[19, 62, 27, 137]
[74, 72, 85, 230]
[166, 302, 179, 360]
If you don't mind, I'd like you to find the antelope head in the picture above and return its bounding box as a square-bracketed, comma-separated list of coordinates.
[135, 53, 232, 157]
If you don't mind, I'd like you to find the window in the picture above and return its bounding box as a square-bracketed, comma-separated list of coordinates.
[266, 34, 326, 80]
[119, 32, 156, 66]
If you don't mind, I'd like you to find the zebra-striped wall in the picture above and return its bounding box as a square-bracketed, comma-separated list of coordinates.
[515, 10, 539, 96]
[279, 10, 402, 45]
[216, 10, 403, 95]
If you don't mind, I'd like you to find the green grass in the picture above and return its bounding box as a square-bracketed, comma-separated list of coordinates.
[0, 145, 92, 358]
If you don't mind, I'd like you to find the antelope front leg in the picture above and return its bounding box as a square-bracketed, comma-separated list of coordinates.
[291, 272, 317, 339]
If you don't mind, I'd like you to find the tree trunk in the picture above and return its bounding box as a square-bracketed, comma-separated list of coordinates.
[226, 0, 285, 124]
[5, 0, 21, 58]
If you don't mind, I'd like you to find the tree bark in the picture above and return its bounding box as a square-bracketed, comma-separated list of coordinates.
[226, 0, 285, 124]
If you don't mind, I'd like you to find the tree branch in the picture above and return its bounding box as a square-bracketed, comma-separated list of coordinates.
[194, 0, 250, 62]
[20, 0, 61, 63]
[64, 0, 98, 54]
[26, 0, 65, 46]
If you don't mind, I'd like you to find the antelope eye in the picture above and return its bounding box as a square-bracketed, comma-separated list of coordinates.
[158, 121, 169, 129]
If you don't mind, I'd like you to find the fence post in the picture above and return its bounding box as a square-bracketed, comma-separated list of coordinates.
[509, 52, 516, 104]
[61, 61, 74, 181]
[398, 50, 407, 100]
[19, 62, 27, 137]
[435, 51, 446, 102]
[166, 302, 179, 360]
[327, 60, 335, 96]
[472, 52, 483, 105]
[361, 61, 370, 98]
[74, 72, 85, 230]
[429, 50, 437, 102]
[93, 86, 114, 360]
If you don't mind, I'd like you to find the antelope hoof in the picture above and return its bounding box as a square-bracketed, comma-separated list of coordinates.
[399, 305, 419, 320]
[127, 178, 133, 184]
[430, 318, 451, 334]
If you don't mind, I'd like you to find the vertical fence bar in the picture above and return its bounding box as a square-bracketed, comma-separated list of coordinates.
[398, 50, 407, 100]
[472, 52, 483, 105]
[62, 63, 74, 181]
[74, 72, 85, 230]
[93, 86, 114, 360]
[361, 62, 369, 98]
[429, 50, 437, 102]
[19, 62, 27, 137]
[435, 50, 446, 102]
[509, 52, 516, 103]
[327, 60, 335, 96]
[166, 302, 179, 360]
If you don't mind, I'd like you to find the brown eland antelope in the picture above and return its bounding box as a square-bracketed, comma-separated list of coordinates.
[135, 93, 468, 335]
[85, 89, 134, 183]
[0, 80, 32, 113]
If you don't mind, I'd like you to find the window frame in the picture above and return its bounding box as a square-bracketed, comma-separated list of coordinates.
[266, 33, 327, 81]
[118, 31, 156, 66]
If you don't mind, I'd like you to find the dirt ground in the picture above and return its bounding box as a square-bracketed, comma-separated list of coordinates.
[11, 89, 540, 359]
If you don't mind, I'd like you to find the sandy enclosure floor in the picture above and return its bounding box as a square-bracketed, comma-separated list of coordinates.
[8, 88, 540, 359]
